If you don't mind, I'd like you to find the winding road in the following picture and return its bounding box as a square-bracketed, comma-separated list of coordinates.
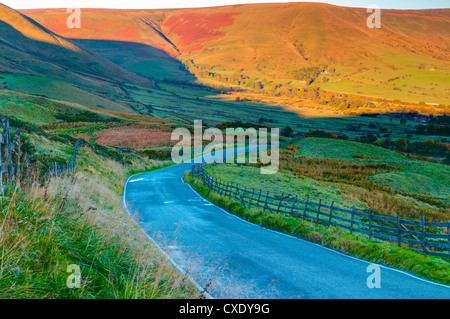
[122, 155, 450, 299]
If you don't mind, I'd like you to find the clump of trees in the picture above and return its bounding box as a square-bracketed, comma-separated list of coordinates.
[415, 124, 450, 136]
[369, 136, 449, 160]
[289, 66, 324, 84]
[281, 126, 294, 137]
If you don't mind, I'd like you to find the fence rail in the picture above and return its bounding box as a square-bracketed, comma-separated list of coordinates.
[0, 116, 85, 185]
[51, 138, 85, 178]
[0, 117, 21, 189]
[192, 163, 450, 262]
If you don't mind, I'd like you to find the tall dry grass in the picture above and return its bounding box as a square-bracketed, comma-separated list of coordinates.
[279, 150, 449, 221]
[0, 147, 201, 299]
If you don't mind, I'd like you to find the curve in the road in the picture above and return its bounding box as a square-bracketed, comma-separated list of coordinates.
[123, 160, 450, 299]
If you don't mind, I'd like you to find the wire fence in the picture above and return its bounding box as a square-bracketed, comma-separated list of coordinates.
[192, 163, 450, 262]
[0, 116, 85, 185]
[50, 138, 85, 178]
[0, 117, 21, 189]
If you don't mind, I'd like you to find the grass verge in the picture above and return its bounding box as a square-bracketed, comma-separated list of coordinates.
[0, 148, 201, 298]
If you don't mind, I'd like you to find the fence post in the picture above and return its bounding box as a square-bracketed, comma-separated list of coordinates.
[3, 118, 12, 183]
[447, 220, 450, 264]
[303, 195, 309, 220]
[368, 208, 373, 240]
[276, 193, 283, 214]
[234, 184, 239, 201]
[257, 190, 262, 208]
[290, 195, 298, 216]
[315, 198, 322, 225]
[225, 182, 230, 197]
[221, 181, 226, 196]
[421, 215, 427, 254]
[263, 191, 269, 213]
[397, 212, 402, 247]
[249, 189, 256, 208]
[218, 180, 223, 195]
[15, 129, 20, 184]
[328, 201, 334, 226]
[350, 206, 355, 233]
[241, 186, 247, 205]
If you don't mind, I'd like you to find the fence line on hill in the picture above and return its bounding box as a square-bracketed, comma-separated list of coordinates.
[0, 117, 21, 189]
[192, 163, 450, 263]
[0, 117, 85, 186]
[50, 138, 86, 178]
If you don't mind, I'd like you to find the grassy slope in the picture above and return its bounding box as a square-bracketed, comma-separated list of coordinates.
[164, 4, 450, 104]
[293, 138, 450, 200]
[205, 137, 449, 220]
[0, 149, 200, 298]
[0, 89, 203, 298]
[0, 4, 154, 113]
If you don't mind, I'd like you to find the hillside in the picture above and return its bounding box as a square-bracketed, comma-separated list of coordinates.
[0, 3, 154, 112]
[22, 3, 450, 104]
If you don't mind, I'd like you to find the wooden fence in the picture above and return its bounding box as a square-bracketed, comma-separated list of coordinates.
[0, 117, 21, 189]
[192, 163, 450, 262]
[50, 138, 85, 178]
[0, 116, 85, 184]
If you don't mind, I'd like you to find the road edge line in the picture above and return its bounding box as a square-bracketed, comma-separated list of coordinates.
[122, 173, 213, 299]
[182, 173, 450, 290]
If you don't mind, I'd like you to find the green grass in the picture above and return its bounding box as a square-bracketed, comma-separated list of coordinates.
[0, 100, 56, 125]
[294, 137, 408, 162]
[205, 162, 361, 209]
[186, 172, 450, 286]
[204, 137, 449, 222]
[0, 108, 200, 298]
[2, 74, 132, 112]
[0, 179, 199, 298]
[293, 138, 450, 202]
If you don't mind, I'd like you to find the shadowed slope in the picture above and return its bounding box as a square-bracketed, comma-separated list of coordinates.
[0, 3, 156, 111]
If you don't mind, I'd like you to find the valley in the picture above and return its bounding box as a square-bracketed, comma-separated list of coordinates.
[0, 1, 448, 299]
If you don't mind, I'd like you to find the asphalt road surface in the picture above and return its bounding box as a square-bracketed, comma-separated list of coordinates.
[123, 158, 450, 299]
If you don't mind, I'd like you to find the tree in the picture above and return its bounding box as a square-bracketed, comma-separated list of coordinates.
[444, 153, 450, 165]
[396, 139, 407, 152]
[281, 126, 295, 138]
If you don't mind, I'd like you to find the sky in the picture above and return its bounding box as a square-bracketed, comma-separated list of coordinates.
[3, 0, 449, 10]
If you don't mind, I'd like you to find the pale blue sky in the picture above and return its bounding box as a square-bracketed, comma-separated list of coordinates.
[3, 0, 449, 10]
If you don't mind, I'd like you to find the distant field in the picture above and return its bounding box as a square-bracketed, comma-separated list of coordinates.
[1, 74, 132, 112]
[0, 99, 56, 125]
[293, 138, 450, 200]
[93, 125, 174, 149]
